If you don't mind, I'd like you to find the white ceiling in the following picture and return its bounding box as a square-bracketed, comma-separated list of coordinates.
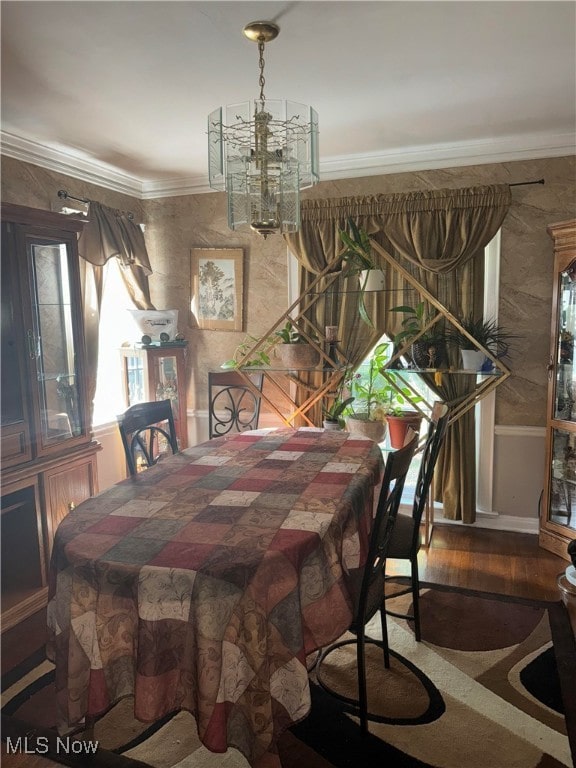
[1, 1, 575, 198]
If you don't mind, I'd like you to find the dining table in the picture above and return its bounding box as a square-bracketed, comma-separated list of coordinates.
[46, 427, 384, 767]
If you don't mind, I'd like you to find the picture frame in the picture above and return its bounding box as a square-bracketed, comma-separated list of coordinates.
[190, 248, 244, 331]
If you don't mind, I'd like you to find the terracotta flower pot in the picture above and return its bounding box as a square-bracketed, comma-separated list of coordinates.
[386, 412, 423, 449]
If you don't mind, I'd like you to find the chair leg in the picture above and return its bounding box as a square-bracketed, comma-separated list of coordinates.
[411, 558, 422, 642]
[356, 628, 368, 735]
[379, 604, 390, 669]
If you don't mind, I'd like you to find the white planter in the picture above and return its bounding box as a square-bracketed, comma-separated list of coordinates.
[460, 349, 487, 371]
[345, 416, 387, 442]
[359, 269, 386, 292]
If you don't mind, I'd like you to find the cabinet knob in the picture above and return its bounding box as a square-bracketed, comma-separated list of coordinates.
[68, 501, 76, 512]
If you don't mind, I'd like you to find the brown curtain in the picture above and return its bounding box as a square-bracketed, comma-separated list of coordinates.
[77, 202, 155, 427]
[284, 184, 511, 522]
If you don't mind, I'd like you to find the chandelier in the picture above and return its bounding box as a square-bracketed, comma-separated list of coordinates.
[208, 21, 319, 238]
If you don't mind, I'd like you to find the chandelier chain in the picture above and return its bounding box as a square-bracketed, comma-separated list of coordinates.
[258, 40, 266, 104]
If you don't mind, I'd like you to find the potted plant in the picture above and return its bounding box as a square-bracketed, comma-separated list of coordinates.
[344, 343, 392, 441]
[390, 301, 447, 369]
[322, 395, 355, 430]
[382, 372, 425, 448]
[274, 321, 321, 369]
[338, 219, 386, 327]
[446, 315, 517, 371]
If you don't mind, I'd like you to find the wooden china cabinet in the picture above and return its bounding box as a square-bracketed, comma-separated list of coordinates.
[540, 219, 576, 560]
[1, 203, 100, 630]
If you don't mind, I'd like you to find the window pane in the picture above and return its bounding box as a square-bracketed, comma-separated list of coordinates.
[92, 260, 140, 426]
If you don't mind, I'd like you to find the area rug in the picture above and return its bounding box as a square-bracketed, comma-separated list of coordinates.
[2, 583, 575, 768]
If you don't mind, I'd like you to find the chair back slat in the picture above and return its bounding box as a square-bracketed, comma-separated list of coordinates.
[208, 371, 264, 438]
[117, 399, 178, 476]
[356, 431, 419, 625]
[411, 402, 450, 528]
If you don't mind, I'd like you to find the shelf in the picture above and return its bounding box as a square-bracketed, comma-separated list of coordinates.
[383, 367, 504, 377]
[232, 233, 511, 431]
[237, 365, 346, 373]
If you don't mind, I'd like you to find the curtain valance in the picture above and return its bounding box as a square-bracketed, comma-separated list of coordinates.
[285, 183, 512, 275]
[77, 200, 155, 429]
[78, 201, 152, 274]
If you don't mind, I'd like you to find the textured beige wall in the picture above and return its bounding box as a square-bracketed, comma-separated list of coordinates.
[3, 154, 575, 427]
[0, 156, 145, 220]
[142, 193, 289, 417]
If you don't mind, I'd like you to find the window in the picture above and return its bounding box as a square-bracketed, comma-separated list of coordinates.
[92, 260, 140, 426]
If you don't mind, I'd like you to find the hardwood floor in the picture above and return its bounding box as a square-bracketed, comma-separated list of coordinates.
[388, 523, 568, 601]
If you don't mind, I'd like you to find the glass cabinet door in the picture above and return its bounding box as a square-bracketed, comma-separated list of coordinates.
[541, 219, 576, 560]
[28, 237, 84, 450]
[549, 428, 576, 533]
[123, 352, 145, 405]
[554, 267, 576, 421]
[1, 235, 26, 431]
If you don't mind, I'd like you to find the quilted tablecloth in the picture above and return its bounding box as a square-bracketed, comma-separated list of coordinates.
[47, 427, 383, 766]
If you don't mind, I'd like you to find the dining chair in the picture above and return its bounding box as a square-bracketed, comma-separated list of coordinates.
[208, 371, 264, 438]
[384, 401, 450, 641]
[316, 430, 419, 735]
[117, 399, 179, 476]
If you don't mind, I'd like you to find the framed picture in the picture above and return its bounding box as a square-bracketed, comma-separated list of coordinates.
[190, 248, 243, 331]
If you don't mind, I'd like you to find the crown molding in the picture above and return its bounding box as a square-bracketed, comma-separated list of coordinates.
[318, 132, 576, 181]
[1, 131, 145, 196]
[140, 176, 213, 198]
[2, 129, 575, 200]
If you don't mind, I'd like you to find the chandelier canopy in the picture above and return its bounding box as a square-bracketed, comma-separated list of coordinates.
[208, 21, 319, 238]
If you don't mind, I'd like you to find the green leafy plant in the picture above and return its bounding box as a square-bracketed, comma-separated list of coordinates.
[322, 396, 355, 422]
[344, 343, 393, 421]
[446, 315, 517, 357]
[274, 320, 320, 345]
[382, 372, 424, 416]
[338, 219, 375, 272]
[275, 320, 306, 344]
[389, 302, 447, 369]
[390, 301, 442, 345]
[338, 218, 377, 327]
[343, 343, 424, 421]
[221, 335, 273, 370]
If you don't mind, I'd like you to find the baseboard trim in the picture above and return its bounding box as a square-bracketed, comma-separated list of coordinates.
[434, 512, 539, 535]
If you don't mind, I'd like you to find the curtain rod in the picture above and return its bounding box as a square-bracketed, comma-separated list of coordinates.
[57, 189, 134, 220]
[57, 180, 542, 219]
[509, 179, 545, 187]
